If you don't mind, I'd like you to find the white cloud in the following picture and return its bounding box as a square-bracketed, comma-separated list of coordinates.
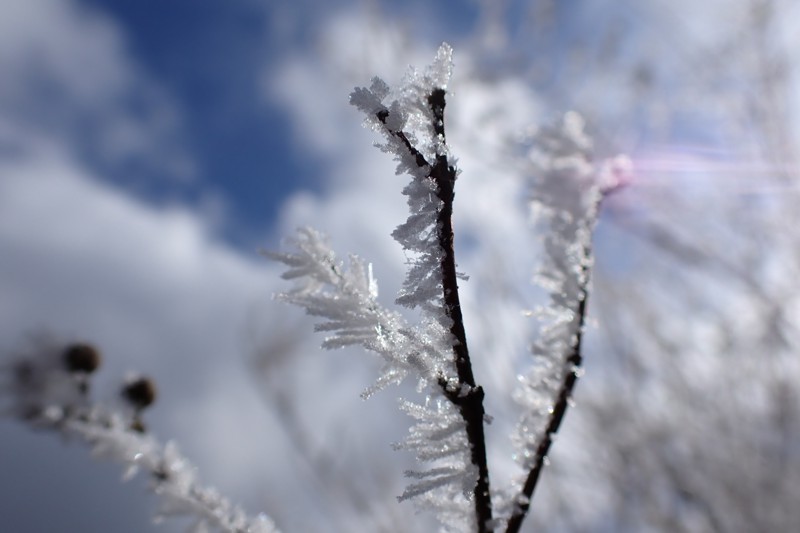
[0, 6, 547, 530]
[0, 0, 131, 102]
[0, 0, 193, 181]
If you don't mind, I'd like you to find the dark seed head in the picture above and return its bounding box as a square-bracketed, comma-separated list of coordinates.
[63, 343, 102, 374]
[153, 464, 170, 482]
[122, 377, 157, 410]
[130, 417, 147, 434]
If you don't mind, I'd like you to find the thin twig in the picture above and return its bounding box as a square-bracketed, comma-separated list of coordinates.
[376, 87, 494, 532]
[506, 196, 603, 533]
[505, 282, 588, 533]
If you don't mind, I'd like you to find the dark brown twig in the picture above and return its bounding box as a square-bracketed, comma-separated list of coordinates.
[376, 87, 494, 532]
[505, 205, 600, 533]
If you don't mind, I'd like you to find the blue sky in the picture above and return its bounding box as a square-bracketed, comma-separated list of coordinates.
[57, 0, 331, 246]
[86, 0, 307, 240]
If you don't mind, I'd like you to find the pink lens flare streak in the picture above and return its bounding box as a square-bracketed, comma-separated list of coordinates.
[625, 146, 800, 196]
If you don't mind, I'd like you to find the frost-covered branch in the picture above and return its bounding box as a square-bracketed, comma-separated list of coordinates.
[351, 43, 493, 531]
[0, 337, 278, 533]
[270, 44, 493, 531]
[503, 113, 629, 533]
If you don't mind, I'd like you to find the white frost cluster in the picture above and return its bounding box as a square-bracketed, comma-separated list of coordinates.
[349, 43, 454, 170]
[395, 398, 476, 532]
[350, 44, 463, 325]
[266, 227, 456, 397]
[272, 45, 626, 532]
[0, 337, 278, 533]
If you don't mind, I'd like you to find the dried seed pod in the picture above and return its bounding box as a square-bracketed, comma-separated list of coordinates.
[122, 377, 157, 411]
[130, 417, 147, 434]
[63, 344, 102, 374]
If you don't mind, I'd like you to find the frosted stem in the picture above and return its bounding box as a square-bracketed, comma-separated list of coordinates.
[376, 86, 494, 532]
[506, 192, 606, 533]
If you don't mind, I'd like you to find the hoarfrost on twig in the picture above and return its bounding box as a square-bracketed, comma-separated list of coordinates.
[500, 113, 629, 530]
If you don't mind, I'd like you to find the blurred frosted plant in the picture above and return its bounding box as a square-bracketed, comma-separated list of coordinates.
[1, 338, 100, 420]
[0, 335, 278, 533]
[271, 45, 626, 532]
[501, 113, 629, 531]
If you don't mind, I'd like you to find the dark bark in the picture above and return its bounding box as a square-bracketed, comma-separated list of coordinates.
[376, 87, 494, 532]
[428, 89, 493, 532]
[505, 236, 594, 533]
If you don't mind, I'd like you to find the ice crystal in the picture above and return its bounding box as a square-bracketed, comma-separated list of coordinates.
[266, 227, 457, 397]
[393, 395, 476, 532]
[349, 43, 463, 325]
[271, 46, 622, 533]
[350, 43, 454, 169]
[508, 113, 599, 484]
